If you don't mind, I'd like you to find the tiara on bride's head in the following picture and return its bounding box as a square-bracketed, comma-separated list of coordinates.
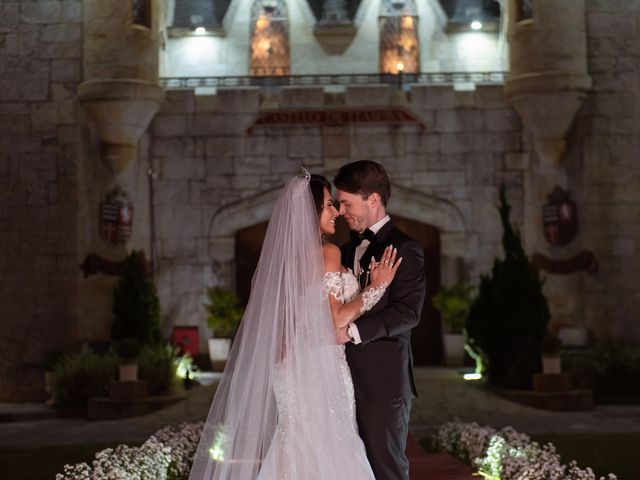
[300, 166, 311, 182]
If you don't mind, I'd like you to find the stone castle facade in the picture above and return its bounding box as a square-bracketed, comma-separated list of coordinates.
[1, 0, 639, 401]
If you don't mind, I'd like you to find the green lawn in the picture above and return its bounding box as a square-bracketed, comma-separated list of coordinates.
[0, 443, 127, 480]
[421, 432, 640, 480]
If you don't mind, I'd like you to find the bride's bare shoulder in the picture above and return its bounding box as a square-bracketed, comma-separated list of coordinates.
[322, 242, 341, 263]
[322, 242, 342, 272]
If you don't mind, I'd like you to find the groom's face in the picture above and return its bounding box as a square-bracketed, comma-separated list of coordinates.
[336, 189, 374, 233]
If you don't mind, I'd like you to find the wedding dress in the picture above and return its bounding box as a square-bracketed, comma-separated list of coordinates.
[256, 270, 373, 480]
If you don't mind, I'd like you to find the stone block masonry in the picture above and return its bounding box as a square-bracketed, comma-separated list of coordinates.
[149, 85, 526, 351]
[0, 0, 83, 401]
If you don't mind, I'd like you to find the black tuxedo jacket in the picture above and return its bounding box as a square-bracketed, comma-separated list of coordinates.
[341, 220, 426, 401]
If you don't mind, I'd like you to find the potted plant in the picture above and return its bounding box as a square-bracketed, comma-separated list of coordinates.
[433, 284, 473, 366]
[540, 333, 562, 374]
[115, 338, 141, 381]
[204, 288, 244, 371]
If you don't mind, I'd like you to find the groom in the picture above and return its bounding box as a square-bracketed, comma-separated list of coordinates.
[334, 160, 426, 480]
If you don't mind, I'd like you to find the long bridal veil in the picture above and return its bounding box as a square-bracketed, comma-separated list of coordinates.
[189, 172, 371, 479]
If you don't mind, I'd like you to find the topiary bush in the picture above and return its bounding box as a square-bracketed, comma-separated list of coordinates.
[111, 250, 161, 346]
[50, 352, 118, 409]
[466, 186, 551, 389]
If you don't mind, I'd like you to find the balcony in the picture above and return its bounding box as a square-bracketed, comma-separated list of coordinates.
[160, 71, 506, 90]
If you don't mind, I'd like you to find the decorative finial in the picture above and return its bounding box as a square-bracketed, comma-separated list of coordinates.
[300, 166, 311, 182]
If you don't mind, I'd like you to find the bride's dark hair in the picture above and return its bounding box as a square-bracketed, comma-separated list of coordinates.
[309, 174, 331, 214]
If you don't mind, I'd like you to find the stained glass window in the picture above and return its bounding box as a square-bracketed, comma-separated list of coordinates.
[379, 0, 419, 74]
[249, 0, 290, 76]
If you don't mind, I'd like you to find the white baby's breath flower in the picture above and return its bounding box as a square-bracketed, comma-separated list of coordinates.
[432, 421, 617, 480]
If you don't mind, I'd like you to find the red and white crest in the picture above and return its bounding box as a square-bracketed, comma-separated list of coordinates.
[100, 187, 133, 246]
[542, 187, 578, 247]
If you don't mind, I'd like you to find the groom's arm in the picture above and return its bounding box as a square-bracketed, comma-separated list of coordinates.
[352, 240, 425, 344]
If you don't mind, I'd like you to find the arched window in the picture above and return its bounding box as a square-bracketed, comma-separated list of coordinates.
[249, 0, 290, 76]
[379, 0, 419, 74]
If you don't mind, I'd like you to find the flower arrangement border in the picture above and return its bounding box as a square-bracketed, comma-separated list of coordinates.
[432, 421, 616, 480]
[55, 422, 204, 480]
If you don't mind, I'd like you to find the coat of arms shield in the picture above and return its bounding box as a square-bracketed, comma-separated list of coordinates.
[542, 186, 578, 247]
[100, 187, 133, 246]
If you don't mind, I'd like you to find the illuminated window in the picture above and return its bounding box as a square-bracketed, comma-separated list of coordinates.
[249, 0, 290, 76]
[133, 0, 152, 28]
[379, 0, 419, 74]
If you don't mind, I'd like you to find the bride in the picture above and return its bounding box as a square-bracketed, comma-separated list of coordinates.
[188, 169, 402, 479]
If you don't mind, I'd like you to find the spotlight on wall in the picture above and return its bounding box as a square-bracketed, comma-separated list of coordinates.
[470, 20, 482, 30]
[396, 61, 405, 73]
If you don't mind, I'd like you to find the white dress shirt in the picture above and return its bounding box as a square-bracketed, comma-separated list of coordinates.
[348, 215, 391, 344]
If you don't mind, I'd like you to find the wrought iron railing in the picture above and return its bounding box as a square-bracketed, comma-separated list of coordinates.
[160, 71, 506, 89]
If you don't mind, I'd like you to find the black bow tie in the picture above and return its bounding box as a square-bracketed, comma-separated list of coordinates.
[350, 228, 376, 247]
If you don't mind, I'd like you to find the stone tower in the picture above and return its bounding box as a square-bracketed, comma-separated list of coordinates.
[78, 0, 165, 174]
[505, 0, 592, 330]
[75, 0, 165, 341]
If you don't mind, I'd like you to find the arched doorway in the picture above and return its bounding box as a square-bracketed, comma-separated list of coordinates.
[234, 214, 442, 365]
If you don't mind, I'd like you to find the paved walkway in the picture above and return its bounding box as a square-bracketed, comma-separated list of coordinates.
[407, 433, 474, 480]
[409, 368, 640, 439]
[2, 367, 640, 478]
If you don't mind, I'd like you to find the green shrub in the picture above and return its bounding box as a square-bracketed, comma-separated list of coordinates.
[112, 250, 161, 346]
[564, 343, 640, 401]
[466, 186, 550, 389]
[43, 349, 65, 372]
[51, 352, 118, 409]
[138, 344, 179, 395]
[204, 288, 243, 338]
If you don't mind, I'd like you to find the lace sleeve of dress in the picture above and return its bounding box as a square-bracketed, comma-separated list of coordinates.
[359, 282, 389, 313]
[323, 271, 344, 303]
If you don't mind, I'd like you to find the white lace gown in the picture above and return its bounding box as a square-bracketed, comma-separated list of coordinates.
[256, 271, 374, 480]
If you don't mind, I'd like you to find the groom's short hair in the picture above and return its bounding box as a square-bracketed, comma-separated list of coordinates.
[334, 160, 391, 206]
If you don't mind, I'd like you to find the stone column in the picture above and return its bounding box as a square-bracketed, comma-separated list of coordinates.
[506, 0, 591, 166]
[76, 0, 165, 342]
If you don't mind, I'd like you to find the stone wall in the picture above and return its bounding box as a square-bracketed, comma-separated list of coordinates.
[575, 0, 640, 339]
[149, 84, 524, 350]
[3, 0, 640, 401]
[0, 0, 83, 401]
